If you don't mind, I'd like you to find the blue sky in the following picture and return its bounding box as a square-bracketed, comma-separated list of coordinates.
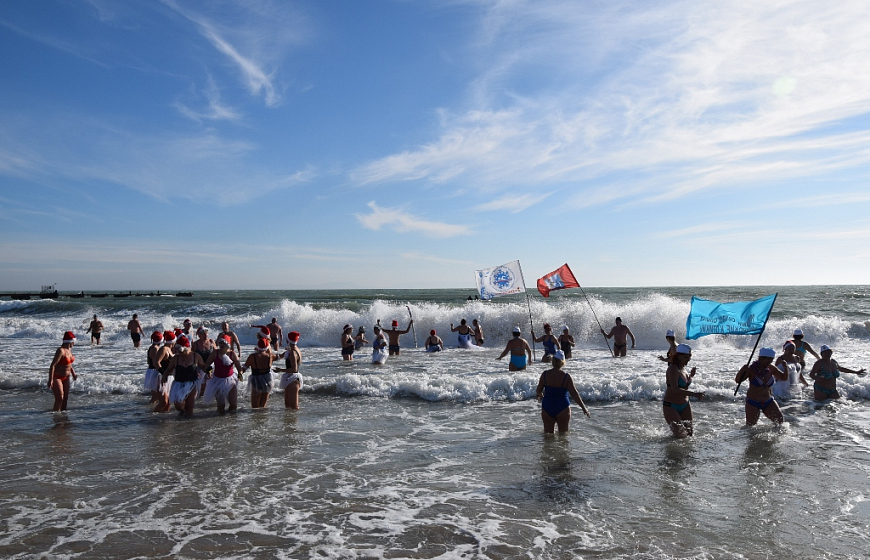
[2, 0, 870, 290]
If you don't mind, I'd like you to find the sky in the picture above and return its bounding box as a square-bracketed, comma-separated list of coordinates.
[2, 0, 870, 290]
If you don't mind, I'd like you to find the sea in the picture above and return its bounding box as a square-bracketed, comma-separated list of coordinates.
[1, 286, 869, 559]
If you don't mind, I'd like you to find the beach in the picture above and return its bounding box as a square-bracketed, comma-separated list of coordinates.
[1, 287, 869, 559]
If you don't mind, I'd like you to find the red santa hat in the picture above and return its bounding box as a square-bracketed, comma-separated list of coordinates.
[62, 331, 76, 344]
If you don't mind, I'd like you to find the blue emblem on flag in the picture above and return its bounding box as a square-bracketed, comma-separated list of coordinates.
[544, 273, 564, 290]
[492, 267, 515, 290]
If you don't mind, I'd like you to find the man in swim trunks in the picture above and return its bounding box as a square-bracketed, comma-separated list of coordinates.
[385, 319, 413, 356]
[498, 327, 532, 371]
[87, 314, 104, 345]
[601, 317, 635, 357]
[127, 313, 144, 348]
[220, 322, 242, 355]
[251, 318, 283, 351]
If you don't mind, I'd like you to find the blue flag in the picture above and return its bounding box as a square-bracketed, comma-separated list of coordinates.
[685, 294, 777, 340]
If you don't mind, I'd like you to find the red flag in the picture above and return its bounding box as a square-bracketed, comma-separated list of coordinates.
[537, 263, 580, 297]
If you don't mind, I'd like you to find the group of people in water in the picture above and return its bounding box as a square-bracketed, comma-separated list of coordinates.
[47, 314, 865, 436]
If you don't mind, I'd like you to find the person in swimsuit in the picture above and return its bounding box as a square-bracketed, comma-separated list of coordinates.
[735, 347, 787, 425]
[791, 328, 821, 370]
[219, 322, 242, 355]
[354, 326, 369, 351]
[155, 330, 176, 404]
[498, 327, 532, 371]
[386, 319, 412, 355]
[341, 324, 355, 361]
[425, 330, 444, 352]
[371, 325, 388, 365]
[558, 326, 575, 359]
[87, 314, 104, 345]
[180, 319, 195, 342]
[808, 344, 865, 400]
[274, 331, 303, 409]
[472, 319, 484, 346]
[161, 335, 206, 415]
[244, 338, 277, 409]
[657, 330, 678, 363]
[127, 314, 144, 348]
[193, 327, 215, 398]
[251, 318, 283, 351]
[662, 344, 705, 438]
[451, 319, 477, 349]
[202, 335, 244, 414]
[532, 323, 560, 363]
[536, 350, 590, 434]
[144, 331, 164, 404]
[601, 317, 635, 357]
[48, 331, 78, 411]
[773, 341, 807, 398]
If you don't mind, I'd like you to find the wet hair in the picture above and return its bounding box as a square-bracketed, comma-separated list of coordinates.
[460, 319, 467, 325]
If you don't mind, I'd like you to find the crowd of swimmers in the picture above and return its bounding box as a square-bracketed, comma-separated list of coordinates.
[48, 314, 865, 437]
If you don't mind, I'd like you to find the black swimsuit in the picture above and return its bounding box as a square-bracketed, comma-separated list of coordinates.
[174, 360, 198, 383]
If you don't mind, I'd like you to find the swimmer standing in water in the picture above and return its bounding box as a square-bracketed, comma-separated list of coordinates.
[472, 319, 484, 346]
[275, 331, 303, 410]
[536, 350, 590, 434]
[808, 344, 865, 400]
[601, 317, 635, 357]
[386, 319, 413, 356]
[87, 314, 104, 345]
[48, 331, 78, 411]
[341, 324, 355, 361]
[425, 330, 444, 352]
[532, 323, 559, 362]
[662, 344, 705, 438]
[497, 327, 532, 371]
[127, 314, 144, 348]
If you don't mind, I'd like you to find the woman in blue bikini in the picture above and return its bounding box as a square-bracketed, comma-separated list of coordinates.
[808, 344, 865, 400]
[735, 347, 787, 425]
[662, 344, 705, 438]
[536, 350, 590, 433]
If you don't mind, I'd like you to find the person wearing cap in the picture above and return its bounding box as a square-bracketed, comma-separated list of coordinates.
[250, 318, 283, 351]
[193, 326, 216, 399]
[808, 345, 865, 400]
[127, 314, 144, 348]
[663, 344, 705, 438]
[536, 349, 590, 433]
[472, 319, 485, 346]
[202, 335, 244, 414]
[144, 331, 164, 404]
[48, 332, 78, 411]
[601, 317, 635, 357]
[354, 326, 369, 351]
[341, 324, 355, 361]
[275, 331, 303, 409]
[791, 328, 821, 369]
[160, 335, 207, 415]
[219, 322, 242, 355]
[532, 323, 560, 363]
[658, 330, 678, 363]
[243, 338, 278, 409]
[371, 325, 388, 364]
[86, 314, 104, 345]
[425, 330, 444, 352]
[735, 347, 788, 425]
[386, 319, 413, 355]
[497, 327, 533, 371]
[558, 326, 575, 359]
[773, 341, 807, 398]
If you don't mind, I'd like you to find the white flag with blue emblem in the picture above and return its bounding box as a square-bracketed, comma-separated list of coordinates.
[475, 260, 526, 300]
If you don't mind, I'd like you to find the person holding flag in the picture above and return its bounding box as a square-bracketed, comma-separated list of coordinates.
[538, 263, 613, 356]
[735, 347, 787, 425]
[601, 318, 636, 357]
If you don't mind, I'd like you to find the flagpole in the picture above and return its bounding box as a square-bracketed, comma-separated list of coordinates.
[406, 305, 418, 349]
[517, 261, 536, 362]
[733, 293, 778, 396]
[578, 285, 614, 357]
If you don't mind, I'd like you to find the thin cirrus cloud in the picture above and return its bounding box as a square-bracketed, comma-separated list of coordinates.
[356, 202, 473, 238]
[174, 76, 243, 122]
[353, 0, 870, 207]
[474, 192, 551, 213]
[159, 0, 310, 108]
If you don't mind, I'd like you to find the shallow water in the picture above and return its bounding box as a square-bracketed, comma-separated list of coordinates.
[1, 287, 869, 558]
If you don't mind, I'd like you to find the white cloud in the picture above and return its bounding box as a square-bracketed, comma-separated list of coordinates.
[354, 0, 870, 206]
[174, 76, 243, 121]
[474, 192, 551, 213]
[356, 201, 473, 238]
